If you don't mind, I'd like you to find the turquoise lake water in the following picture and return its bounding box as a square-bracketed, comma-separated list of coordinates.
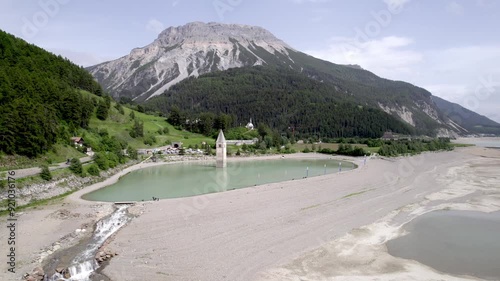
[83, 159, 355, 202]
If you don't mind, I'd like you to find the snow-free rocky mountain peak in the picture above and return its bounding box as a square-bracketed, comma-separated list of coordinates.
[88, 22, 295, 101]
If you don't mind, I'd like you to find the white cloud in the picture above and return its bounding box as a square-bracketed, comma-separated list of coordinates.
[307, 37, 500, 122]
[146, 18, 165, 34]
[418, 46, 500, 122]
[307, 36, 423, 80]
[446, 1, 464, 15]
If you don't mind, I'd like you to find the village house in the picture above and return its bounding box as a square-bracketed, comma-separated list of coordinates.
[70, 137, 84, 147]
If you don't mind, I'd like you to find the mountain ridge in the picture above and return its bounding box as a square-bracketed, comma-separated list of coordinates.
[432, 96, 500, 135]
[87, 21, 497, 136]
[87, 22, 295, 101]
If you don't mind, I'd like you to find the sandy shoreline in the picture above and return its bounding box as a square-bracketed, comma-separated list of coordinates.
[1, 148, 499, 281]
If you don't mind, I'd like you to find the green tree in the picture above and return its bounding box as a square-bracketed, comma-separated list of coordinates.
[93, 152, 109, 170]
[115, 103, 125, 115]
[39, 165, 52, 181]
[69, 158, 83, 175]
[130, 120, 144, 138]
[127, 146, 138, 160]
[86, 164, 100, 176]
[104, 95, 112, 108]
[167, 106, 182, 127]
[214, 113, 232, 131]
[257, 123, 271, 138]
[107, 152, 120, 168]
[198, 112, 215, 135]
[96, 100, 109, 120]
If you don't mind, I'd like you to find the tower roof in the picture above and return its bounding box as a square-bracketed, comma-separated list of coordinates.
[216, 130, 226, 143]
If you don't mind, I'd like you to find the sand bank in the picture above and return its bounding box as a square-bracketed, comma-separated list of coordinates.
[100, 148, 497, 281]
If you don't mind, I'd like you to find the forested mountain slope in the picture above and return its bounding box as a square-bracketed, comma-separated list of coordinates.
[0, 30, 104, 157]
[145, 66, 414, 139]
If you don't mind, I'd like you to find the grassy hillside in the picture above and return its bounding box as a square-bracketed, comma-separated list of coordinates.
[0, 91, 213, 171]
[87, 92, 213, 148]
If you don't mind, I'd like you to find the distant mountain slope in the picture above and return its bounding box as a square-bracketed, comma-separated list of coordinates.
[88, 22, 497, 137]
[88, 22, 458, 136]
[0, 30, 104, 157]
[145, 66, 414, 138]
[285, 51, 447, 135]
[432, 96, 500, 135]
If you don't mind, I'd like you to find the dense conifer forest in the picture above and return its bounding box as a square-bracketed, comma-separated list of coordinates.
[0, 30, 104, 157]
[145, 66, 414, 139]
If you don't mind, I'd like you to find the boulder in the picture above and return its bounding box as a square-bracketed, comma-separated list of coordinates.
[55, 267, 64, 273]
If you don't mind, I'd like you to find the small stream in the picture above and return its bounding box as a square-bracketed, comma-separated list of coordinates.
[46, 205, 132, 281]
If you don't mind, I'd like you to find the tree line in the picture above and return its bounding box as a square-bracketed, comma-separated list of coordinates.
[378, 138, 453, 157]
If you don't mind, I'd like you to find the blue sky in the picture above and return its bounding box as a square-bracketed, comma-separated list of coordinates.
[1, 0, 499, 122]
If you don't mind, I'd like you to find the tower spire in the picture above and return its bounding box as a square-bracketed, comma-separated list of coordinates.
[216, 130, 227, 168]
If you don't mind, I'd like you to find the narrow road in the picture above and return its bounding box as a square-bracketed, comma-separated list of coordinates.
[5, 156, 93, 179]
